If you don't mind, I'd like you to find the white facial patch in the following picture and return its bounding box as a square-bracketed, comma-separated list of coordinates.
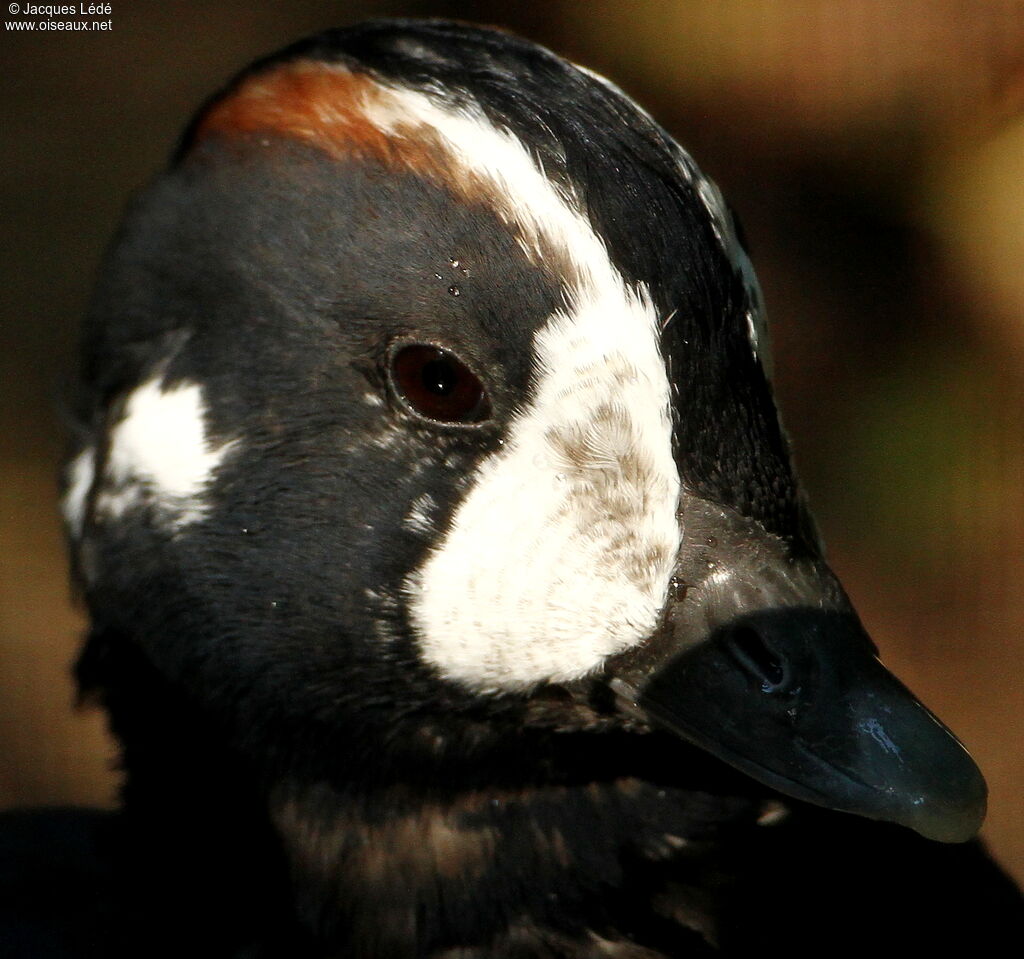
[408, 294, 680, 692]
[94, 377, 236, 529]
[381, 88, 681, 692]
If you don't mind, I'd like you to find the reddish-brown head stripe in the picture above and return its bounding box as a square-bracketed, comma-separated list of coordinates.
[194, 60, 441, 173]
[192, 58, 584, 284]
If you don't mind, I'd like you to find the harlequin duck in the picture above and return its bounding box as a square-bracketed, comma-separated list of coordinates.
[38, 17, 1022, 959]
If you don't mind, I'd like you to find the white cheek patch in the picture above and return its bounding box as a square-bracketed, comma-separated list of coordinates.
[94, 377, 237, 529]
[407, 286, 679, 693]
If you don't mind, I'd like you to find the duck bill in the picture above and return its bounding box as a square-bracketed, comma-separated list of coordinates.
[608, 500, 987, 843]
[621, 608, 986, 842]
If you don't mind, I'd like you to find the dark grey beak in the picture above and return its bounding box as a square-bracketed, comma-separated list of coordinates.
[607, 499, 987, 843]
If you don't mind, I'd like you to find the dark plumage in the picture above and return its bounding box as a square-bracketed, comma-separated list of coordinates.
[8, 18, 1021, 958]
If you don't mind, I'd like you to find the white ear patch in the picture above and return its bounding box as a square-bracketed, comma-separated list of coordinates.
[94, 377, 236, 529]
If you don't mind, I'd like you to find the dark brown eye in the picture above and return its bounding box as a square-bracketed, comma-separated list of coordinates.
[389, 344, 491, 425]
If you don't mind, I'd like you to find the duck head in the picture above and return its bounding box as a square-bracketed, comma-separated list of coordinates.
[65, 19, 984, 845]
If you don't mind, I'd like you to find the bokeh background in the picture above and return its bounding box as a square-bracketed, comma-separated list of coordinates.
[3, 0, 1023, 885]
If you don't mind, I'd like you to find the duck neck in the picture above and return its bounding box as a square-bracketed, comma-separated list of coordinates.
[83, 627, 763, 956]
[267, 764, 762, 956]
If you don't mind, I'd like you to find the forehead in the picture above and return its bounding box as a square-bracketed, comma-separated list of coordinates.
[185, 29, 727, 294]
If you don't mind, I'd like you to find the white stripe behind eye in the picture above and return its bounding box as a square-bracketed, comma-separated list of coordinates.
[378, 83, 682, 692]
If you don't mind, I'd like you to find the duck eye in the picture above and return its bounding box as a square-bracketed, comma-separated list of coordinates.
[389, 344, 491, 425]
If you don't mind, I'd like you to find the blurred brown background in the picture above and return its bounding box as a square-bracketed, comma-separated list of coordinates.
[2, 0, 1022, 885]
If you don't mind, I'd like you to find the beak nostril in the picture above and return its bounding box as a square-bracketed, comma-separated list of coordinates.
[727, 624, 788, 692]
